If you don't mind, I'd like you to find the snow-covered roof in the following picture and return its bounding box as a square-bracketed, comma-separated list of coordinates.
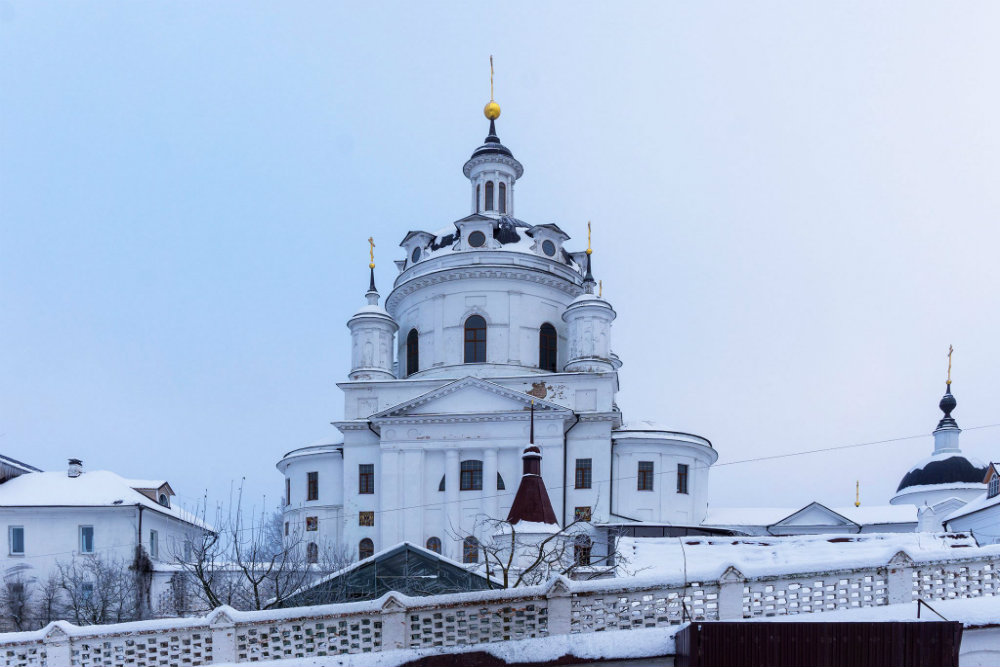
[127, 479, 169, 490]
[704, 504, 917, 528]
[622, 533, 991, 581]
[946, 488, 1000, 523]
[896, 451, 987, 492]
[0, 471, 211, 530]
[0, 455, 40, 474]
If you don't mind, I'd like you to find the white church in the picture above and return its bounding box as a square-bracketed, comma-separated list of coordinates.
[277, 90, 995, 565]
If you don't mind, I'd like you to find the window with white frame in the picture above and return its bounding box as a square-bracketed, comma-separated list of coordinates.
[989, 473, 999, 499]
[8, 526, 23, 556]
[149, 529, 159, 559]
[79, 526, 94, 554]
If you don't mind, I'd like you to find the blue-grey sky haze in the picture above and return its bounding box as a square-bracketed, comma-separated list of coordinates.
[2, 2, 999, 517]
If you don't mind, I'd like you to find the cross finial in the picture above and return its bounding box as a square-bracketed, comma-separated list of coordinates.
[599, 280, 603, 298]
[855, 480, 860, 508]
[368, 237, 375, 269]
[586, 221, 592, 255]
[490, 55, 495, 101]
[947, 344, 953, 387]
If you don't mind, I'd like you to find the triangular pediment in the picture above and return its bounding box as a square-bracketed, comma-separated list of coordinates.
[371, 377, 570, 420]
[771, 502, 858, 528]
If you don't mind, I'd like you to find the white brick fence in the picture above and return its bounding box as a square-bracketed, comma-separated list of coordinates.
[0, 549, 996, 666]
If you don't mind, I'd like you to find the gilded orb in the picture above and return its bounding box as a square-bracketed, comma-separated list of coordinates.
[484, 100, 501, 120]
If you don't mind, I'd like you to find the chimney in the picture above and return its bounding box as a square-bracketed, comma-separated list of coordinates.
[67, 459, 83, 478]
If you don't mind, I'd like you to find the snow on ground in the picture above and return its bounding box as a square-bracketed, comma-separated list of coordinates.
[620, 532, 999, 582]
[214, 625, 679, 667]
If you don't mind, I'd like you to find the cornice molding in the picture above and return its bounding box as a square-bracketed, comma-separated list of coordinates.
[387, 265, 582, 311]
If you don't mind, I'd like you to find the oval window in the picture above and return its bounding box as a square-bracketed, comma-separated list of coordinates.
[411, 246, 421, 263]
[542, 240, 556, 257]
[468, 231, 487, 248]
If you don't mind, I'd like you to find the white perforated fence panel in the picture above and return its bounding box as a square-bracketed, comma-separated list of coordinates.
[234, 614, 381, 662]
[0, 644, 44, 667]
[914, 560, 1000, 602]
[570, 583, 717, 632]
[407, 600, 548, 648]
[73, 630, 212, 667]
[743, 571, 888, 618]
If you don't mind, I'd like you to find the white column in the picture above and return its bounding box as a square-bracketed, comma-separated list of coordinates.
[445, 449, 460, 560]
[380, 449, 400, 546]
[508, 292, 521, 365]
[483, 448, 499, 521]
[403, 448, 424, 545]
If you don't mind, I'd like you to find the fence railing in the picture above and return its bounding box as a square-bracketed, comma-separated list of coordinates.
[0, 548, 996, 667]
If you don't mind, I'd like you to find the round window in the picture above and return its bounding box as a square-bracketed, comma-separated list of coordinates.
[542, 240, 556, 257]
[468, 231, 487, 247]
[411, 246, 421, 263]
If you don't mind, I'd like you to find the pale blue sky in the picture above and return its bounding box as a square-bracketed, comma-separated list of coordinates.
[2, 2, 999, 515]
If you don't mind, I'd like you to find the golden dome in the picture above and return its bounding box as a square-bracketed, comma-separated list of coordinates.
[484, 100, 501, 120]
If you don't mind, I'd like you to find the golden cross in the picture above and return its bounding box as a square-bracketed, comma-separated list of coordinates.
[947, 344, 953, 385]
[586, 221, 592, 255]
[599, 280, 603, 297]
[490, 55, 495, 101]
[368, 237, 375, 269]
[855, 480, 860, 508]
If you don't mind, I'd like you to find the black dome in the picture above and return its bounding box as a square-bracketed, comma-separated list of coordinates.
[469, 119, 515, 159]
[896, 455, 987, 492]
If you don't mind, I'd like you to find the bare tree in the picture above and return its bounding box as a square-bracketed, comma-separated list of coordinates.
[470, 516, 633, 589]
[0, 572, 34, 631]
[57, 556, 138, 625]
[172, 484, 327, 611]
[36, 574, 62, 628]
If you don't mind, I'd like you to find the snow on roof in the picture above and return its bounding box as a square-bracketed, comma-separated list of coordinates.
[622, 533, 993, 582]
[0, 455, 40, 473]
[703, 507, 795, 526]
[905, 450, 987, 474]
[831, 505, 917, 525]
[704, 504, 917, 528]
[0, 471, 211, 530]
[946, 488, 1000, 523]
[127, 479, 168, 490]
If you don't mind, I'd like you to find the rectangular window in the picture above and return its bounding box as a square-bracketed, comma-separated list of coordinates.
[359, 464, 374, 494]
[359, 511, 374, 527]
[79, 526, 95, 554]
[677, 463, 689, 495]
[574, 506, 592, 522]
[8, 526, 24, 556]
[284, 521, 289, 536]
[460, 460, 483, 491]
[637, 461, 654, 491]
[305, 516, 318, 531]
[307, 471, 319, 501]
[81, 582, 94, 602]
[575, 458, 592, 489]
[285, 478, 291, 506]
[149, 530, 159, 559]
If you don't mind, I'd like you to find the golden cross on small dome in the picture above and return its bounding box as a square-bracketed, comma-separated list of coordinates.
[947, 344, 954, 386]
[368, 237, 375, 269]
[484, 55, 501, 120]
[586, 221, 592, 255]
[855, 480, 860, 508]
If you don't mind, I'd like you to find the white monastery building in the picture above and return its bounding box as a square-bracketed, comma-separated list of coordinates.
[278, 90, 997, 562]
[277, 96, 719, 564]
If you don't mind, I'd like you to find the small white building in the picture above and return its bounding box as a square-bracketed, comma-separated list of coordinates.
[946, 462, 1000, 544]
[0, 458, 212, 615]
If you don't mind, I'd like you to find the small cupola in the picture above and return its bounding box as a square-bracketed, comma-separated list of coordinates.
[506, 403, 558, 526]
[463, 58, 523, 217]
[67, 458, 83, 478]
[346, 240, 399, 381]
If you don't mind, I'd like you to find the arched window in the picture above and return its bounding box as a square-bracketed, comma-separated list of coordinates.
[476, 184, 481, 213]
[464, 315, 486, 363]
[497, 473, 505, 490]
[498, 182, 506, 214]
[406, 329, 419, 377]
[574, 535, 592, 566]
[539, 323, 558, 372]
[485, 181, 494, 211]
[359, 538, 374, 560]
[306, 542, 318, 564]
[438, 475, 446, 492]
[460, 460, 483, 491]
[426, 537, 442, 554]
[463, 536, 479, 563]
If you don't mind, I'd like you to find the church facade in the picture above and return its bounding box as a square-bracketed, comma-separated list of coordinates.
[277, 97, 718, 564]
